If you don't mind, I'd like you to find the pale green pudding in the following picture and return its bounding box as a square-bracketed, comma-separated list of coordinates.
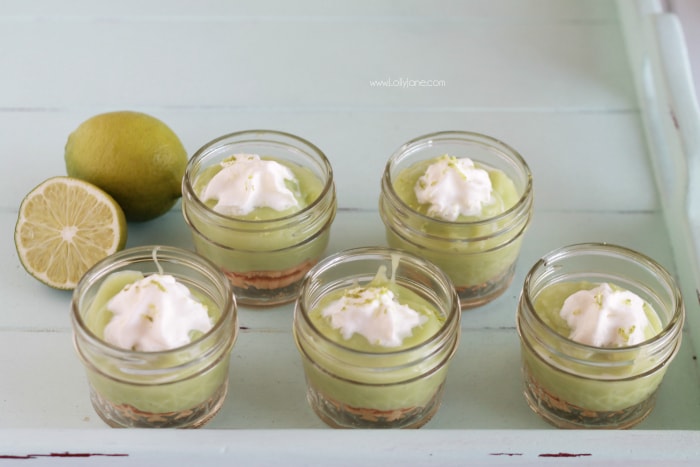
[193, 155, 325, 222]
[392, 155, 520, 221]
[83, 270, 230, 425]
[300, 268, 450, 426]
[522, 281, 666, 418]
[308, 277, 444, 352]
[386, 154, 525, 303]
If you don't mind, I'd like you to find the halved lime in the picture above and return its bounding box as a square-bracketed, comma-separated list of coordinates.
[14, 176, 127, 290]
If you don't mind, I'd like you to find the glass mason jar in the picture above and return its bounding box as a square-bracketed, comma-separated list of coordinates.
[516, 243, 685, 429]
[71, 245, 239, 428]
[379, 131, 533, 310]
[182, 130, 337, 307]
[293, 247, 461, 429]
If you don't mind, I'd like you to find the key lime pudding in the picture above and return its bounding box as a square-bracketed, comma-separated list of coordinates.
[379, 131, 533, 309]
[183, 130, 337, 306]
[516, 243, 684, 429]
[293, 247, 461, 428]
[71, 246, 238, 428]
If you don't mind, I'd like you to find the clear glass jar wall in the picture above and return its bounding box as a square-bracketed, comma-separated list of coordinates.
[293, 247, 461, 429]
[182, 130, 337, 307]
[71, 245, 239, 428]
[516, 243, 684, 429]
[379, 131, 533, 309]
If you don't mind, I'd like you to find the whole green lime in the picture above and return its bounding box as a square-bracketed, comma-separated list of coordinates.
[65, 111, 188, 222]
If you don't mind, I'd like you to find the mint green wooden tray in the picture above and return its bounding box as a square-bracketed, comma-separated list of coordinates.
[1, 0, 698, 464]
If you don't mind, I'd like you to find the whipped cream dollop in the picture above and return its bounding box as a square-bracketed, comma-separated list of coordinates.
[104, 274, 213, 352]
[559, 282, 651, 347]
[414, 155, 494, 221]
[321, 286, 427, 347]
[201, 153, 301, 216]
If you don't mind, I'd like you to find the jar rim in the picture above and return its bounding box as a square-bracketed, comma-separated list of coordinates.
[295, 246, 461, 356]
[183, 129, 335, 225]
[521, 242, 685, 352]
[383, 130, 533, 226]
[71, 245, 237, 357]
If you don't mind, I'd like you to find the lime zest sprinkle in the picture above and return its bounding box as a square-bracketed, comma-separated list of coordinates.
[617, 325, 636, 343]
[594, 292, 603, 308]
[150, 279, 167, 292]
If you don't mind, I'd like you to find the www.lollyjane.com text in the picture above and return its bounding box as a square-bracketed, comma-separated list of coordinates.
[369, 77, 447, 88]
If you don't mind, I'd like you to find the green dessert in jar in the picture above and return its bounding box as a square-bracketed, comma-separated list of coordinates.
[517, 242, 684, 429]
[192, 154, 327, 290]
[390, 154, 519, 283]
[183, 131, 338, 307]
[522, 281, 668, 426]
[297, 262, 458, 428]
[80, 270, 230, 427]
[381, 147, 532, 309]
